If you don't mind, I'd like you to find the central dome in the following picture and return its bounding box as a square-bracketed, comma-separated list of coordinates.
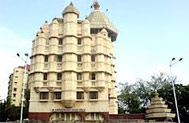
[87, 2, 118, 41]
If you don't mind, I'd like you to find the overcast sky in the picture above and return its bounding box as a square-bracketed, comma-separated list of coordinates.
[0, 0, 189, 99]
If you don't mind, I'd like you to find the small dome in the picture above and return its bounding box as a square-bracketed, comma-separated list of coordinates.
[62, 2, 80, 18]
[52, 18, 59, 24]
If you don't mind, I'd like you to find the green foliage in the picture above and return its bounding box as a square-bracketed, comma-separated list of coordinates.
[24, 89, 30, 118]
[118, 82, 141, 114]
[158, 84, 189, 122]
[0, 100, 7, 121]
[133, 73, 172, 107]
[118, 72, 189, 122]
[0, 89, 30, 121]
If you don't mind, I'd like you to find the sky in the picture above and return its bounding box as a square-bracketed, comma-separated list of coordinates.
[0, 0, 189, 99]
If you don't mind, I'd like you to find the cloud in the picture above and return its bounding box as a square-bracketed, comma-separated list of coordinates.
[150, 64, 170, 75]
[150, 64, 188, 85]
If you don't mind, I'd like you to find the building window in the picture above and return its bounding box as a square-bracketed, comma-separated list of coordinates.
[13, 99, 16, 102]
[59, 39, 63, 45]
[77, 92, 84, 99]
[78, 38, 82, 45]
[77, 55, 82, 62]
[43, 73, 48, 80]
[54, 92, 61, 99]
[14, 88, 17, 91]
[89, 91, 98, 99]
[44, 55, 48, 62]
[57, 55, 62, 62]
[40, 92, 49, 100]
[90, 73, 96, 80]
[57, 73, 62, 80]
[14, 82, 17, 85]
[90, 29, 100, 34]
[15, 76, 18, 78]
[77, 73, 82, 80]
[91, 55, 95, 62]
[13, 93, 16, 97]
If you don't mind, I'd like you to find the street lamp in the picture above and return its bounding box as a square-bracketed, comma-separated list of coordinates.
[17, 53, 29, 123]
[169, 57, 183, 123]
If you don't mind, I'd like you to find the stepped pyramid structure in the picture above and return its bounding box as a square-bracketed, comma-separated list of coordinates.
[146, 90, 175, 122]
[29, 1, 118, 122]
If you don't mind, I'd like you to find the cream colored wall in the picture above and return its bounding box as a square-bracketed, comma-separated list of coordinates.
[29, 10, 117, 114]
[8, 67, 25, 106]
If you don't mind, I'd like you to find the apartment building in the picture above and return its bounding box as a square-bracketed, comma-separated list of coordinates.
[7, 65, 30, 106]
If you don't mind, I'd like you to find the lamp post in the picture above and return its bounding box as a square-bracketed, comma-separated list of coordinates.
[17, 53, 29, 123]
[169, 57, 183, 123]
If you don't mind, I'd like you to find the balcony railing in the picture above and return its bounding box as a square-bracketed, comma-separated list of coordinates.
[57, 63, 62, 70]
[45, 46, 49, 52]
[77, 63, 82, 70]
[44, 63, 49, 70]
[92, 81, 96, 87]
[91, 48, 96, 53]
[77, 46, 83, 52]
[56, 81, 61, 86]
[58, 46, 62, 52]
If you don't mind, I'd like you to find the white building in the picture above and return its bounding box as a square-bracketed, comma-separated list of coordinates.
[7, 65, 30, 106]
[29, 1, 118, 121]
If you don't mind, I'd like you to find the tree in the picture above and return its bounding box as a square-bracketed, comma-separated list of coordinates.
[24, 89, 30, 119]
[159, 84, 189, 122]
[118, 82, 141, 114]
[118, 72, 189, 122]
[0, 89, 30, 121]
[0, 100, 7, 121]
[133, 73, 172, 108]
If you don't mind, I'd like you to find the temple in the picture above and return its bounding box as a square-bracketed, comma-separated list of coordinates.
[29, 1, 118, 121]
[146, 90, 175, 122]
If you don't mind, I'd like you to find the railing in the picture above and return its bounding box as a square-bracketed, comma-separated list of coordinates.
[56, 82, 61, 86]
[57, 63, 62, 70]
[92, 81, 96, 87]
[43, 82, 48, 86]
[91, 63, 95, 68]
[91, 48, 96, 53]
[77, 63, 82, 70]
[77, 46, 83, 52]
[45, 46, 49, 52]
[77, 81, 82, 86]
[44, 63, 49, 70]
[58, 46, 62, 52]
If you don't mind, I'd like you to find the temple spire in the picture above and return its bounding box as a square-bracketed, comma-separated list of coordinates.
[91, 0, 100, 10]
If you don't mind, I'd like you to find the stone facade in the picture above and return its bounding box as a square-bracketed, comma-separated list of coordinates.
[29, 2, 118, 121]
[146, 91, 175, 122]
[7, 65, 30, 106]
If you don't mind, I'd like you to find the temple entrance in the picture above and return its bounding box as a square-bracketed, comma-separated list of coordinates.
[50, 113, 81, 122]
[85, 113, 104, 121]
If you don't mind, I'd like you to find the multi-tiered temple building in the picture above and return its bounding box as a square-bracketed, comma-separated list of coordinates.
[29, 1, 118, 121]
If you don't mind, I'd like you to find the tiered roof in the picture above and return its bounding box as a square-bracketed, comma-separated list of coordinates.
[146, 90, 175, 121]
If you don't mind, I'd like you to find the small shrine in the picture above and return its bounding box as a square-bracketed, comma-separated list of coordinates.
[146, 90, 175, 122]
